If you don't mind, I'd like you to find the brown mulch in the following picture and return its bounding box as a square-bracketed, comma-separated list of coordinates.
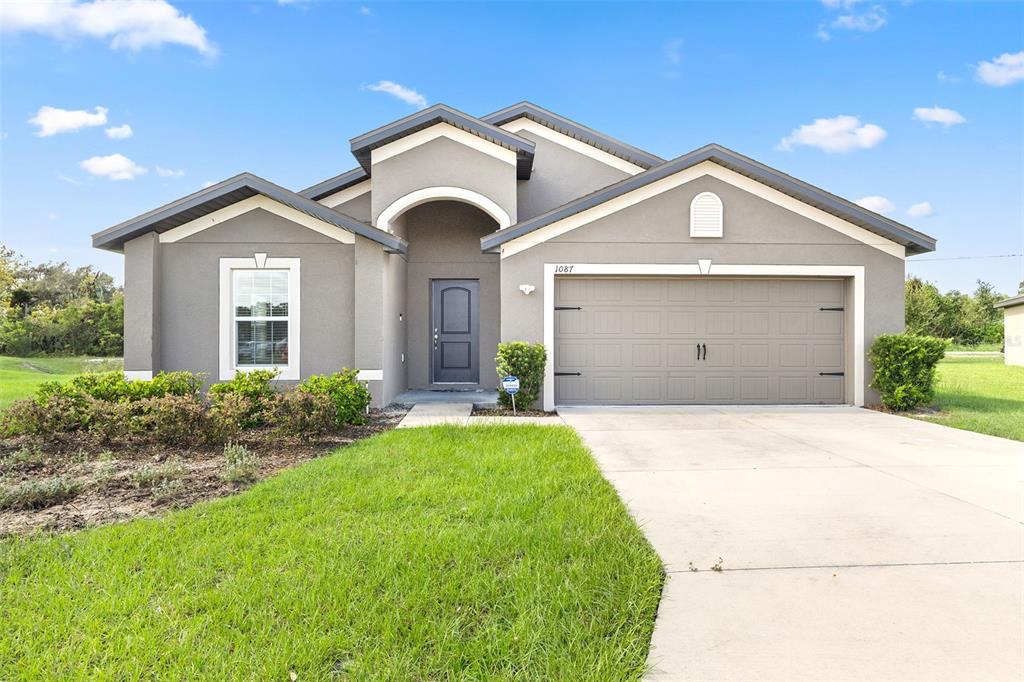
[471, 406, 557, 418]
[0, 410, 404, 537]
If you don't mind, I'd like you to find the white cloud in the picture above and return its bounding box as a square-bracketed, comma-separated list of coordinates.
[663, 38, 683, 65]
[976, 51, 1024, 87]
[778, 115, 887, 153]
[913, 106, 966, 127]
[105, 123, 134, 139]
[364, 80, 427, 108]
[28, 105, 108, 136]
[831, 7, 886, 33]
[907, 201, 934, 217]
[854, 195, 894, 214]
[0, 0, 216, 56]
[156, 166, 184, 177]
[80, 153, 147, 180]
[937, 71, 960, 84]
[359, 6, 371, 15]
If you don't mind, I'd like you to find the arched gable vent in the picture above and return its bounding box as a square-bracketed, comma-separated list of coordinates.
[690, 192, 723, 238]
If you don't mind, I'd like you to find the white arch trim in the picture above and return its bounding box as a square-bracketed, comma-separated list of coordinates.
[376, 186, 512, 233]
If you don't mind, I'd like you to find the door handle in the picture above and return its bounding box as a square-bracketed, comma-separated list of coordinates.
[701, 343, 707, 361]
[433, 328, 439, 350]
[697, 343, 700, 361]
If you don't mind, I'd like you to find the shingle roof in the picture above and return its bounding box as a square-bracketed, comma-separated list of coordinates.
[298, 167, 368, 201]
[349, 103, 536, 179]
[481, 143, 937, 256]
[481, 101, 665, 170]
[92, 172, 407, 253]
[994, 294, 1024, 309]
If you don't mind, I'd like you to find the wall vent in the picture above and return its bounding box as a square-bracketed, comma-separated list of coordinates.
[690, 192, 723, 238]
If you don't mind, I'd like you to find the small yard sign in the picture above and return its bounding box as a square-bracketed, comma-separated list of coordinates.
[501, 375, 520, 414]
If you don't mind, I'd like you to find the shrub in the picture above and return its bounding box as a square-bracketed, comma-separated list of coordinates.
[85, 399, 138, 442]
[494, 341, 547, 409]
[270, 390, 337, 439]
[135, 395, 212, 446]
[0, 476, 82, 511]
[297, 370, 370, 426]
[37, 370, 204, 404]
[1, 394, 91, 437]
[209, 370, 279, 428]
[869, 334, 948, 410]
[207, 393, 249, 443]
[222, 442, 260, 483]
[131, 459, 186, 489]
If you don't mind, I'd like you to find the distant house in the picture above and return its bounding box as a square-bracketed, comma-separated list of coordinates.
[92, 102, 937, 409]
[994, 295, 1024, 366]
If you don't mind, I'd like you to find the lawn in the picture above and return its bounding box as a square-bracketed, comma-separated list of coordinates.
[946, 342, 1003, 352]
[0, 355, 122, 409]
[0, 425, 664, 680]
[913, 356, 1024, 442]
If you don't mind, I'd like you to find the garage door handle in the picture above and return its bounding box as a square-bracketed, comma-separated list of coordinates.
[819, 372, 845, 376]
[555, 372, 582, 377]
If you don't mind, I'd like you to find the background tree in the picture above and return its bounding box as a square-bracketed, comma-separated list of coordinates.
[904, 277, 1006, 345]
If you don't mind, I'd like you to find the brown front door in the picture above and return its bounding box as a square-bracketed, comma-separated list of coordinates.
[431, 279, 480, 384]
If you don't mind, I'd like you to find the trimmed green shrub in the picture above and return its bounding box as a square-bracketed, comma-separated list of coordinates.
[270, 391, 337, 439]
[297, 370, 370, 426]
[135, 395, 213, 446]
[36, 370, 203, 404]
[209, 370, 279, 428]
[494, 341, 547, 409]
[868, 333, 947, 410]
[1, 394, 92, 437]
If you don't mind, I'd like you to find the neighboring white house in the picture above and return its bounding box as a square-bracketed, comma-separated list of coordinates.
[994, 294, 1024, 366]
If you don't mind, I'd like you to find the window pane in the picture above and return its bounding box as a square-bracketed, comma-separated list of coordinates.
[235, 270, 288, 318]
[236, 320, 288, 365]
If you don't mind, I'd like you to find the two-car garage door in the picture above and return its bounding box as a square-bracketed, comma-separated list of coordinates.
[554, 277, 847, 405]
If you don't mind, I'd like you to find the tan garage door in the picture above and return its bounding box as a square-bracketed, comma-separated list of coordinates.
[554, 277, 847, 405]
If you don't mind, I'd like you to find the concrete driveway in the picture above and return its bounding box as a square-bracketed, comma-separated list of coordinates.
[558, 406, 1024, 682]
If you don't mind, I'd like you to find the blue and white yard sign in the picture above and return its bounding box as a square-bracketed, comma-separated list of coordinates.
[501, 376, 520, 395]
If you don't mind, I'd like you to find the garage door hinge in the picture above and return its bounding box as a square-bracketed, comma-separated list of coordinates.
[555, 372, 582, 377]
[819, 307, 845, 311]
[819, 372, 845, 376]
[555, 306, 582, 311]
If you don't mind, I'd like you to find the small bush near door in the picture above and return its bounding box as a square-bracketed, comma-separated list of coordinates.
[495, 342, 547, 409]
[869, 334, 947, 410]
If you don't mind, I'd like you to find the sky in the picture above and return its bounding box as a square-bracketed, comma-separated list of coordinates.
[1, 0, 1022, 295]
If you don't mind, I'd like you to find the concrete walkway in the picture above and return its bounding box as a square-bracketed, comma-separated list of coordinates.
[558, 406, 1024, 681]
[396, 402, 472, 428]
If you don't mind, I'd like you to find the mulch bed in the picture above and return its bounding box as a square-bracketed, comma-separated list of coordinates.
[471, 406, 558, 418]
[0, 410, 403, 537]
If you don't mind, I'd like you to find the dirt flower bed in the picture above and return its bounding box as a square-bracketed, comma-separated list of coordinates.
[0, 410, 402, 536]
[471, 406, 556, 418]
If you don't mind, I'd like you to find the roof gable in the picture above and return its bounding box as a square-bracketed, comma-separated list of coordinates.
[481, 144, 937, 256]
[92, 173, 406, 253]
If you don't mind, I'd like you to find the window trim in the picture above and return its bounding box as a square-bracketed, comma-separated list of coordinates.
[219, 257, 300, 381]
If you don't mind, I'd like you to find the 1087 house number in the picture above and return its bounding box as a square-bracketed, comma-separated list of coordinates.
[554, 265, 574, 273]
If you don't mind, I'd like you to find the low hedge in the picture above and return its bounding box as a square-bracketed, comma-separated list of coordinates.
[495, 341, 547, 409]
[868, 333, 947, 410]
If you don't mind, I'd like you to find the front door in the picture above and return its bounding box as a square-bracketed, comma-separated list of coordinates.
[431, 279, 480, 384]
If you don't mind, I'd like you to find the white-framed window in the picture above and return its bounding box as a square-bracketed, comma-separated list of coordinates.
[219, 257, 300, 380]
[690, 191, 724, 238]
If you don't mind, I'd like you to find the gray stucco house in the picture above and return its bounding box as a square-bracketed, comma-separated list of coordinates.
[93, 102, 936, 409]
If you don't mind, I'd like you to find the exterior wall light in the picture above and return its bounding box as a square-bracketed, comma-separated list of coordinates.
[519, 284, 536, 295]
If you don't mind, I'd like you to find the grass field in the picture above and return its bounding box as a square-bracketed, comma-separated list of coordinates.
[0, 356, 122, 409]
[946, 342, 1003, 353]
[0, 425, 664, 680]
[914, 356, 1024, 442]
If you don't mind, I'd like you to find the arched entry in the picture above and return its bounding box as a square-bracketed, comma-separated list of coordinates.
[376, 186, 512, 233]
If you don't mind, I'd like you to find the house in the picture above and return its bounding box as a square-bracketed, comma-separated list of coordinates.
[93, 102, 937, 410]
[994, 295, 1024, 366]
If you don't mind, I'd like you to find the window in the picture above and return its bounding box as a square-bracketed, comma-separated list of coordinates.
[220, 257, 300, 380]
[690, 191, 724, 238]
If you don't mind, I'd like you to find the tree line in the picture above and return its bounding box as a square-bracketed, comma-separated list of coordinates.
[905, 276, 1019, 346]
[0, 247, 123, 356]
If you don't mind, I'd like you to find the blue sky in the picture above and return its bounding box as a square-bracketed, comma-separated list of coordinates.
[2, 1, 1022, 294]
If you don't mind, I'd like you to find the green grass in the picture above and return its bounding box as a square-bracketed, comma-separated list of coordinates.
[913, 356, 1024, 441]
[0, 355, 122, 409]
[0, 425, 664, 680]
[945, 342, 1002, 353]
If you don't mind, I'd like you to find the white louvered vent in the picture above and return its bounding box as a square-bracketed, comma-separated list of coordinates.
[690, 192, 723, 238]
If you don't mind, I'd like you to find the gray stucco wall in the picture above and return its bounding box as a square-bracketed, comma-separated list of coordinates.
[123, 232, 161, 373]
[370, 136, 517, 227]
[158, 208, 356, 384]
[328, 189, 371, 223]
[498, 174, 906, 406]
[513, 129, 632, 221]
[402, 201, 500, 390]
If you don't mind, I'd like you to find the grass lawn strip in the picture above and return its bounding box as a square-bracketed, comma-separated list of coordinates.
[912, 356, 1024, 442]
[0, 425, 664, 680]
[0, 356, 122, 410]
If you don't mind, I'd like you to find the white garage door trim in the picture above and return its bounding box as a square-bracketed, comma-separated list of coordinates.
[541, 263, 865, 410]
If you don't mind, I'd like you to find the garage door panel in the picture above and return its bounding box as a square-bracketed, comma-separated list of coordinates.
[554, 277, 846, 405]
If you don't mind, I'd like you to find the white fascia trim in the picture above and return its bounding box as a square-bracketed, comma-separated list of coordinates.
[377, 186, 512, 233]
[542, 263, 865, 411]
[160, 195, 355, 245]
[371, 122, 517, 168]
[499, 118, 645, 176]
[219, 257, 301, 381]
[124, 370, 153, 381]
[356, 369, 383, 381]
[503, 162, 906, 260]
[320, 179, 371, 208]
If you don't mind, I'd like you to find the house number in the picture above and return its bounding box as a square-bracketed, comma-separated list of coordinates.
[554, 265, 575, 273]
